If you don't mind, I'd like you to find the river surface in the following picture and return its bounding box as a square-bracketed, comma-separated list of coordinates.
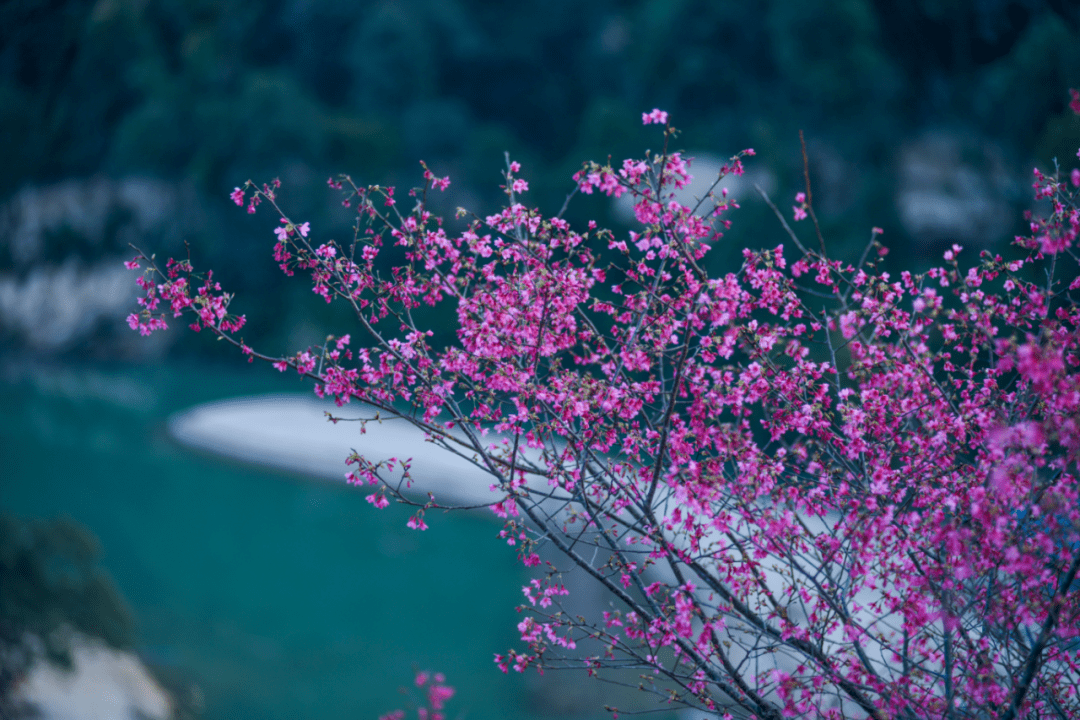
[0, 361, 548, 720]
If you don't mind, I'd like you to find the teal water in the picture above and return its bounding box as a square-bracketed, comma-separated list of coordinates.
[0, 362, 539, 720]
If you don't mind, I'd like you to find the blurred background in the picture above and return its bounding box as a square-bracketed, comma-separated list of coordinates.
[2, 0, 1080, 718]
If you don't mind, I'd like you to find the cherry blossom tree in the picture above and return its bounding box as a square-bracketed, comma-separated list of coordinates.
[127, 102, 1080, 719]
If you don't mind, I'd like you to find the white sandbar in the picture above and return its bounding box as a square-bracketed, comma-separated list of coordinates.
[168, 395, 505, 508]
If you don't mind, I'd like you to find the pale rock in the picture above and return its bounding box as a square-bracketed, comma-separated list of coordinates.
[14, 634, 174, 720]
[612, 152, 776, 225]
[895, 130, 1018, 247]
[0, 177, 189, 268]
[0, 258, 156, 352]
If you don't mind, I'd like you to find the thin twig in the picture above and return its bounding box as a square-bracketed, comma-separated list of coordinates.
[799, 130, 827, 257]
[755, 184, 812, 257]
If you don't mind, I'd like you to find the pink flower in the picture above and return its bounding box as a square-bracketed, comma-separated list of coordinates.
[230, 187, 245, 206]
[512, 178, 528, 194]
[642, 108, 668, 125]
[1016, 340, 1064, 392]
[1072, 168, 1080, 188]
[297, 222, 310, 238]
[124, 258, 140, 270]
[1039, 232, 1070, 255]
[509, 161, 521, 173]
[793, 206, 807, 221]
[427, 682, 454, 709]
[1070, 88, 1080, 115]
[838, 311, 859, 339]
[274, 226, 289, 241]
[795, 192, 806, 204]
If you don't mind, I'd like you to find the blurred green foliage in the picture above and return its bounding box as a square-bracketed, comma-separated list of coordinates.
[0, 515, 136, 714]
[2, 0, 1079, 353]
[0, 514, 135, 655]
[4, 0, 1078, 198]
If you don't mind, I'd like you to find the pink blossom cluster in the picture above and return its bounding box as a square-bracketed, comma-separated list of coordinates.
[1026, 166, 1080, 255]
[127, 258, 245, 337]
[378, 670, 454, 720]
[127, 103, 1080, 720]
